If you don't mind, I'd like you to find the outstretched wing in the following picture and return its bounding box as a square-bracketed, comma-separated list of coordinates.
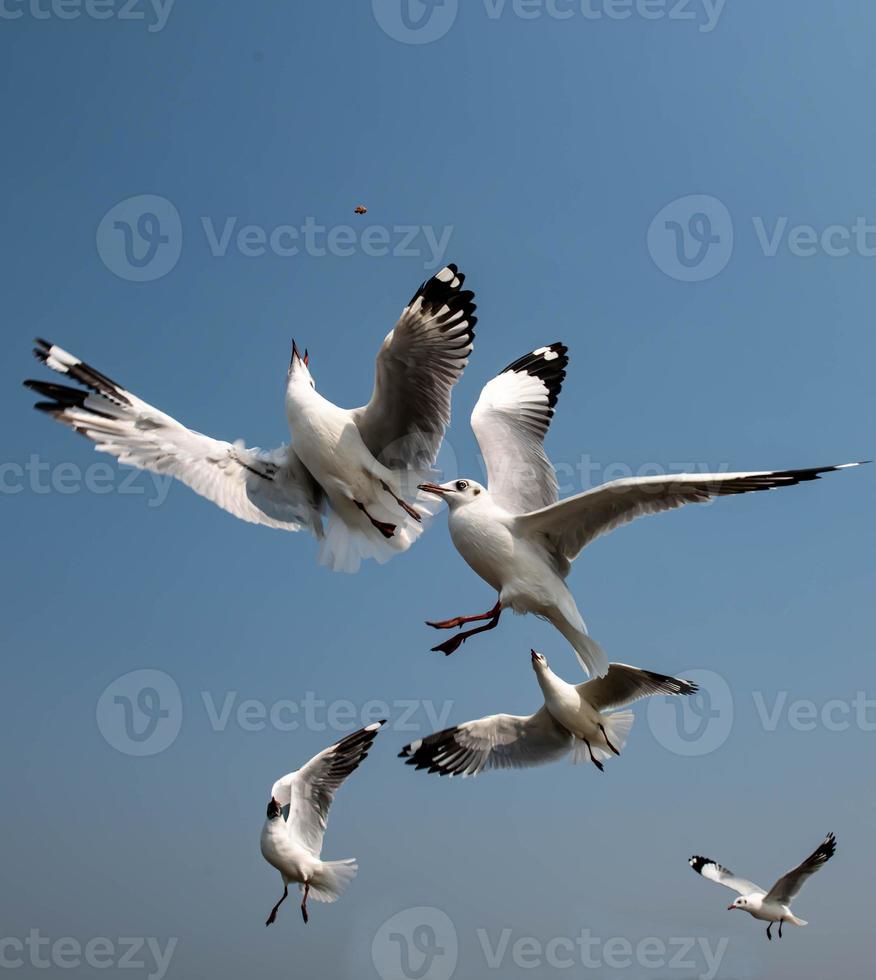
[353, 265, 476, 470]
[689, 856, 764, 897]
[516, 465, 863, 561]
[470, 343, 567, 514]
[578, 663, 697, 711]
[25, 339, 324, 534]
[399, 706, 572, 777]
[272, 722, 385, 856]
[765, 833, 836, 904]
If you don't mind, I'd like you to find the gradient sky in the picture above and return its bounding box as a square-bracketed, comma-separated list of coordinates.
[2, 2, 875, 978]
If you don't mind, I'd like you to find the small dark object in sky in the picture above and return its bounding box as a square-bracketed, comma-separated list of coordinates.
[354, 205, 368, 215]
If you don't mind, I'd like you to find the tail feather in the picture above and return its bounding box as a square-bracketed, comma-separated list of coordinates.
[306, 859, 358, 903]
[553, 617, 609, 678]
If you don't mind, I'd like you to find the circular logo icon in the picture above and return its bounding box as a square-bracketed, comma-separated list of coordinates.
[96, 194, 182, 282]
[647, 194, 733, 282]
[647, 668, 733, 757]
[372, 906, 458, 980]
[96, 669, 182, 756]
[372, 0, 458, 45]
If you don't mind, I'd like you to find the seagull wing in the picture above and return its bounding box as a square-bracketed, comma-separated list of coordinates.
[25, 340, 324, 534]
[470, 344, 567, 513]
[399, 706, 572, 776]
[764, 833, 836, 904]
[353, 265, 476, 470]
[515, 465, 862, 561]
[577, 663, 697, 711]
[689, 856, 764, 897]
[271, 722, 385, 856]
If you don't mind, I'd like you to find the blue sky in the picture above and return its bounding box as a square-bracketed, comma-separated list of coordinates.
[2, 2, 874, 978]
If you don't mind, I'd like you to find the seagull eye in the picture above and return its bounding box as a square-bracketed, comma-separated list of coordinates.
[455, 481, 468, 491]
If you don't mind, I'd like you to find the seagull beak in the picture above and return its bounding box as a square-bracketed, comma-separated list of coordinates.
[418, 483, 448, 496]
[530, 649, 539, 663]
[303, 348, 309, 367]
[727, 904, 736, 911]
[291, 339, 301, 364]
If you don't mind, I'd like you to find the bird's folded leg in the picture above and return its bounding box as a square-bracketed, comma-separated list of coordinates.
[766, 923, 772, 941]
[778, 920, 783, 939]
[265, 884, 288, 927]
[426, 600, 502, 631]
[380, 480, 422, 522]
[355, 501, 396, 538]
[430, 605, 502, 656]
[598, 722, 620, 756]
[300, 882, 310, 925]
[582, 738, 604, 772]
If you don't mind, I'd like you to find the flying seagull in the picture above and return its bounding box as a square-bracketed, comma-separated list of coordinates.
[25, 265, 476, 573]
[399, 651, 696, 775]
[689, 833, 837, 939]
[419, 343, 863, 676]
[260, 721, 385, 926]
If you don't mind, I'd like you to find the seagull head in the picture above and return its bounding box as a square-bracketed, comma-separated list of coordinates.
[530, 649, 549, 672]
[416, 479, 485, 510]
[266, 797, 282, 820]
[728, 897, 746, 911]
[288, 340, 315, 390]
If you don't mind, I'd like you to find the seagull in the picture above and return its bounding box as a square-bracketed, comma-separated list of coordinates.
[689, 833, 837, 940]
[399, 650, 696, 775]
[260, 721, 385, 926]
[418, 343, 863, 676]
[24, 265, 476, 573]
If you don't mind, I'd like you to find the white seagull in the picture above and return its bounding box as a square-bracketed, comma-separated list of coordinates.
[689, 833, 837, 940]
[25, 265, 476, 573]
[399, 650, 696, 775]
[419, 343, 863, 676]
[260, 721, 385, 926]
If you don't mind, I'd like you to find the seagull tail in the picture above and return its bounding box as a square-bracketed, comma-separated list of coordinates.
[787, 914, 808, 927]
[306, 859, 358, 903]
[553, 618, 609, 679]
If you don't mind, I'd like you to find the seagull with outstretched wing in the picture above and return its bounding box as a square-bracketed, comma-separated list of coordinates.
[260, 722, 385, 926]
[25, 265, 476, 572]
[418, 343, 864, 675]
[400, 650, 696, 775]
[690, 833, 836, 939]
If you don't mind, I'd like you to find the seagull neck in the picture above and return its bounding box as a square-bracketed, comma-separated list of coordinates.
[535, 666, 568, 700]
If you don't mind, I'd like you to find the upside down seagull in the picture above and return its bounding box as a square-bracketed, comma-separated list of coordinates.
[419, 343, 863, 677]
[400, 651, 696, 775]
[689, 833, 836, 939]
[24, 265, 476, 573]
[260, 722, 385, 926]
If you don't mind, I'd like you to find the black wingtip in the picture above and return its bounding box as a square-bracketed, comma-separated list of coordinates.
[689, 856, 711, 875]
[500, 342, 569, 409]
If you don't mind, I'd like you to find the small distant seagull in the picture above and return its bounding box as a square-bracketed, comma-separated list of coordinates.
[419, 343, 864, 676]
[25, 265, 476, 573]
[400, 651, 695, 775]
[354, 205, 368, 215]
[260, 722, 385, 926]
[689, 833, 837, 940]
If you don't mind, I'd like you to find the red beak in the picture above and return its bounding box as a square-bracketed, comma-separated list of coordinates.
[531, 649, 539, 662]
[417, 483, 447, 496]
[727, 904, 735, 911]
